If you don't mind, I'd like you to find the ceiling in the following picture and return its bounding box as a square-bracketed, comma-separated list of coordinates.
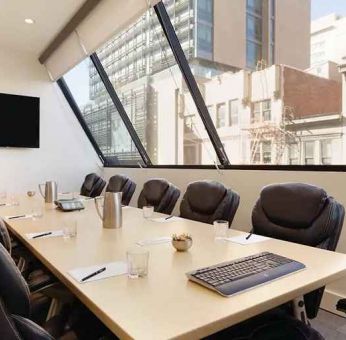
[0, 0, 85, 56]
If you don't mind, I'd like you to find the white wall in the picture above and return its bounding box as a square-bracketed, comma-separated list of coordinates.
[0, 48, 101, 193]
[104, 167, 346, 313]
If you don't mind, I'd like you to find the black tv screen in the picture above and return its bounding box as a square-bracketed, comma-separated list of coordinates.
[0, 93, 40, 148]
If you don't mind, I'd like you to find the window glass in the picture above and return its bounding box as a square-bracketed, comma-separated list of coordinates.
[95, 2, 218, 165]
[304, 141, 315, 165]
[321, 140, 332, 165]
[229, 100, 239, 126]
[216, 103, 226, 128]
[63, 59, 143, 165]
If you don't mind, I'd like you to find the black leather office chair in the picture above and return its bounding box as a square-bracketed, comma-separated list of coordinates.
[106, 174, 136, 205]
[0, 217, 54, 292]
[180, 180, 240, 226]
[252, 183, 344, 319]
[137, 178, 180, 214]
[80, 173, 106, 198]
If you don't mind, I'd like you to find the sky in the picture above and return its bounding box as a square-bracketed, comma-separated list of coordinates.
[311, 0, 346, 20]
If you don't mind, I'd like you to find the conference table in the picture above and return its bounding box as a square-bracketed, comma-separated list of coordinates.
[2, 193, 346, 340]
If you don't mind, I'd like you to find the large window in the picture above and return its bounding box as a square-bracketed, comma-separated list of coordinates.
[63, 60, 143, 165]
[59, 0, 346, 168]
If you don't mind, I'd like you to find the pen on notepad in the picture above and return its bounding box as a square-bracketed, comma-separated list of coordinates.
[245, 230, 253, 240]
[81, 267, 106, 282]
[8, 215, 26, 220]
[33, 232, 52, 239]
[165, 215, 174, 220]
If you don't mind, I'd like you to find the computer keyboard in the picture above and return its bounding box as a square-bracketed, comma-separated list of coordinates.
[186, 252, 305, 297]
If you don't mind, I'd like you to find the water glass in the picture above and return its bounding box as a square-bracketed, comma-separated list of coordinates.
[127, 247, 149, 278]
[63, 220, 77, 239]
[32, 204, 43, 220]
[143, 205, 154, 219]
[213, 220, 228, 240]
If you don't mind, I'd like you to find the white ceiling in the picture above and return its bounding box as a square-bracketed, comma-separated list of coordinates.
[0, 0, 85, 55]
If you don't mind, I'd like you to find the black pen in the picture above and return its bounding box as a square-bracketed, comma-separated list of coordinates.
[9, 214, 26, 219]
[33, 232, 52, 239]
[245, 229, 253, 240]
[0, 203, 6, 207]
[81, 267, 106, 282]
[165, 215, 174, 220]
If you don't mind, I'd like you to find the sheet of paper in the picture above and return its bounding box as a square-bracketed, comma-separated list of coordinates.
[26, 230, 64, 240]
[150, 216, 182, 223]
[68, 261, 127, 283]
[5, 214, 33, 220]
[0, 203, 19, 208]
[136, 237, 172, 246]
[223, 234, 270, 245]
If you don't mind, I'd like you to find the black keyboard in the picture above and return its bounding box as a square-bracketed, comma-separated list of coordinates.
[186, 252, 305, 297]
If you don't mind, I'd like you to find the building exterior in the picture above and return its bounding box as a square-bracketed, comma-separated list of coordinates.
[181, 64, 343, 165]
[311, 13, 346, 67]
[81, 0, 311, 164]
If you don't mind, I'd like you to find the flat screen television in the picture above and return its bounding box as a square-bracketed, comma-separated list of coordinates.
[0, 93, 40, 148]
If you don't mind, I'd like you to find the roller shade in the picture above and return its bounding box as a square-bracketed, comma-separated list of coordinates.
[44, 0, 160, 80]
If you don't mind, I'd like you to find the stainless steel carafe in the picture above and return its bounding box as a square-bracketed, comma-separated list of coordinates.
[95, 192, 122, 229]
[39, 181, 58, 203]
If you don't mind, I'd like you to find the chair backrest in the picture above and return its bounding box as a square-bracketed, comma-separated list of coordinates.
[80, 173, 106, 198]
[106, 174, 136, 205]
[137, 178, 180, 214]
[0, 300, 54, 340]
[180, 180, 240, 226]
[252, 182, 345, 318]
[0, 243, 31, 318]
[0, 218, 11, 254]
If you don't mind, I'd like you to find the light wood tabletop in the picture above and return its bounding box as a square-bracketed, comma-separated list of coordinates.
[2, 194, 346, 340]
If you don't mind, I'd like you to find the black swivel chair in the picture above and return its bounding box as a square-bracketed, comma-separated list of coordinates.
[252, 182, 344, 320]
[106, 174, 136, 206]
[137, 178, 180, 214]
[180, 180, 240, 226]
[80, 173, 106, 198]
[0, 217, 54, 292]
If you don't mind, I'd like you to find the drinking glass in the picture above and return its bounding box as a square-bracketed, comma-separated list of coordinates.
[213, 220, 228, 240]
[32, 204, 43, 220]
[143, 205, 154, 219]
[63, 219, 77, 239]
[127, 247, 149, 278]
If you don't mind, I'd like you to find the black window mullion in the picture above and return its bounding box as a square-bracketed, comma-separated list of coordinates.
[57, 78, 106, 165]
[90, 53, 152, 166]
[154, 1, 230, 166]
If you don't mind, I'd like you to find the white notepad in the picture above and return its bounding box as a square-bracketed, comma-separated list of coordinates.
[223, 234, 270, 245]
[150, 216, 182, 223]
[5, 214, 33, 220]
[136, 236, 172, 246]
[68, 261, 127, 283]
[26, 230, 64, 240]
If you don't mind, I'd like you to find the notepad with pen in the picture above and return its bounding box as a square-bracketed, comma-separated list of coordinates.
[68, 261, 127, 283]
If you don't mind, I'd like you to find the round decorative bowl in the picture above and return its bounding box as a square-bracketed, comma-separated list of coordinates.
[172, 239, 193, 252]
[27, 191, 36, 197]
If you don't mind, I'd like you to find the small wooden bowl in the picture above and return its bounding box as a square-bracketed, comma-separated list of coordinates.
[27, 191, 36, 197]
[172, 239, 192, 252]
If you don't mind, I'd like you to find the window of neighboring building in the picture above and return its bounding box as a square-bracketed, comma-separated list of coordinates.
[251, 100, 271, 123]
[321, 140, 332, 165]
[216, 103, 226, 128]
[304, 141, 315, 165]
[229, 99, 239, 126]
[263, 141, 272, 164]
[289, 144, 299, 165]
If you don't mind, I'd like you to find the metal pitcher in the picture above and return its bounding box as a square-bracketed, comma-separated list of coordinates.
[39, 181, 57, 203]
[95, 192, 122, 229]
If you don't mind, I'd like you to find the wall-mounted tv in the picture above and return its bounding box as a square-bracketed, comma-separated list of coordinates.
[0, 93, 40, 148]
